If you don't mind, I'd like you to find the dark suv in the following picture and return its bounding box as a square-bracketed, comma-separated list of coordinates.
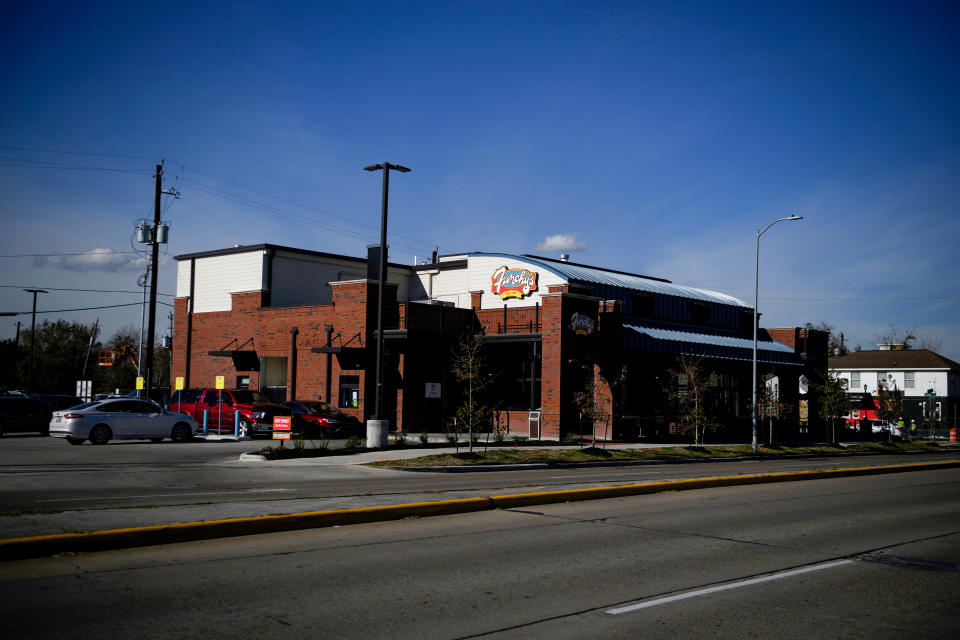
[0, 395, 53, 436]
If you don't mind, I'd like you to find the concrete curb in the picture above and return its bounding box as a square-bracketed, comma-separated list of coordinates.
[2, 459, 958, 562]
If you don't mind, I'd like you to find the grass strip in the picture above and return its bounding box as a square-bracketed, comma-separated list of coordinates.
[365, 441, 941, 468]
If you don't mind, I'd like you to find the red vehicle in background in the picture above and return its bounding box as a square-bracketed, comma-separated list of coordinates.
[282, 400, 362, 437]
[169, 388, 290, 436]
[844, 396, 880, 429]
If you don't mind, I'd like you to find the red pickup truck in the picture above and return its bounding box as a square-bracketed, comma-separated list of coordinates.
[168, 389, 291, 436]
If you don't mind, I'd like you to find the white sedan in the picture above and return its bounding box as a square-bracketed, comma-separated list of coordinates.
[49, 399, 198, 445]
[871, 421, 906, 439]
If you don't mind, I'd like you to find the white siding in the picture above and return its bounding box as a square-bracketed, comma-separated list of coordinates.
[190, 252, 264, 313]
[411, 265, 472, 308]
[830, 368, 949, 398]
[176, 260, 192, 298]
[271, 252, 366, 307]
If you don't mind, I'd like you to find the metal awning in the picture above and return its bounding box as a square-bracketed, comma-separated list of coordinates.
[623, 324, 800, 365]
[207, 350, 260, 371]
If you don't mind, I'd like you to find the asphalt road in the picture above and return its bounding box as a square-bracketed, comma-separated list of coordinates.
[2, 435, 960, 539]
[1, 468, 957, 639]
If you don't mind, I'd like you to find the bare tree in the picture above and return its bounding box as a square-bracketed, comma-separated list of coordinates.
[876, 323, 917, 350]
[876, 379, 903, 443]
[752, 376, 792, 445]
[667, 355, 714, 447]
[450, 331, 493, 454]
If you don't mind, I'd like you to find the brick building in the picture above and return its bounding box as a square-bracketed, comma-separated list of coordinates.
[172, 244, 827, 440]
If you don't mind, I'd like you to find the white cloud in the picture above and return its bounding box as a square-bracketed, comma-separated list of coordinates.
[33, 248, 143, 272]
[535, 233, 586, 253]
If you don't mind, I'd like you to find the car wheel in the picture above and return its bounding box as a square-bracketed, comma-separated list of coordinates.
[171, 422, 192, 443]
[238, 417, 251, 432]
[89, 424, 112, 445]
[66, 436, 85, 445]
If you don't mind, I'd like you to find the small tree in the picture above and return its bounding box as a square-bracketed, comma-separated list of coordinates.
[450, 331, 493, 454]
[752, 376, 792, 445]
[570, 362, 612, 448]
[667, 355, 714, 446]
[814, 373, 851, 444]
[876, 379, 903, 443]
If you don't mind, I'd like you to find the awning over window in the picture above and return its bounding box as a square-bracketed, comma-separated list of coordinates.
[623, 324, 801, 365]
[207, 350, 260, 371]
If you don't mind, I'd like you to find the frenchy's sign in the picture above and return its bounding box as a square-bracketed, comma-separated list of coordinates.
[491, 265, 538, 299]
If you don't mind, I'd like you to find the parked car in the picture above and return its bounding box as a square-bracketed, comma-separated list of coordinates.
[168, 388, 290, 436]
[0, 395, 52, 436]
[31, 394, 83, 412]
[282, 400, 363, 436]
[49, 398, 198, 445]
[870, 420, 906, 439]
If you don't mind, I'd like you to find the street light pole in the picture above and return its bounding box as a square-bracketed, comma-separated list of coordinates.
[752, 215, 802, 452]
[363, 162, 411, 440]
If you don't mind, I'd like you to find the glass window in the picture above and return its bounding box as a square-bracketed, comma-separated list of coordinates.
[850, 372, 860, 389]
[905, 371, 915, 389]
[877, 371, 887, 386]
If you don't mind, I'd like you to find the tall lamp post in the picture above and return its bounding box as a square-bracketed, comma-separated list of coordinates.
[752, 215, 802, 452]
[364, 162, 411, 446]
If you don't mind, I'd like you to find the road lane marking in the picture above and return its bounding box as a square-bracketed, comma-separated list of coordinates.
[37, 489, 293, 502]
[606, 559, 854, 614]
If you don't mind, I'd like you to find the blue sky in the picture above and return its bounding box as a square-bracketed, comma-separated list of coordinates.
[2, 0, 958, 360]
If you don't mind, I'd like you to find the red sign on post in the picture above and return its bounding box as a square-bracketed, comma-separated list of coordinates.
[273, 416, 291, 431]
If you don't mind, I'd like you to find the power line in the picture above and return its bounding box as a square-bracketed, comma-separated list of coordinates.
[0, 156, 153, 174]
[0, 145, 159, 161]
[2, 301, 173, 316]
[170, 163, 442, 254]
[0, 251, 141, 258]
[180, 177, 433, 256]
[0, 285, 174, 297]
[1, 145, 443, 256]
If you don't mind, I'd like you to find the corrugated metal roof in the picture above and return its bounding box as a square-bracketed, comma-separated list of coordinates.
[625, 324, 795, 354]
[472, 253, 748, 307]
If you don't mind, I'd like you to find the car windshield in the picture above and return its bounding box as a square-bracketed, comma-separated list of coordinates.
[232, 390, 270, 404]
[303, 401, 337, 414]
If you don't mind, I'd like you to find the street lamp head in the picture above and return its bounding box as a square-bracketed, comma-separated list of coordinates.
[786, 215, 803, 221]
[364, 163, 411, 173]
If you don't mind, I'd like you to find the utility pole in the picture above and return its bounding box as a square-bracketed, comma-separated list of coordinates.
[141, 162, 178, 400]
[23, 288, 47, 393]
[82, 318, 100, 381]
[144, 163, 162, 400]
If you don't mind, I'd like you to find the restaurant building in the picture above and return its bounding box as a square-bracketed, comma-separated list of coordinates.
[172, 244, 827, 440]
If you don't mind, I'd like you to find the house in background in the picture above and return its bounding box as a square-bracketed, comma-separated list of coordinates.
[828, 348, 960, 428]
